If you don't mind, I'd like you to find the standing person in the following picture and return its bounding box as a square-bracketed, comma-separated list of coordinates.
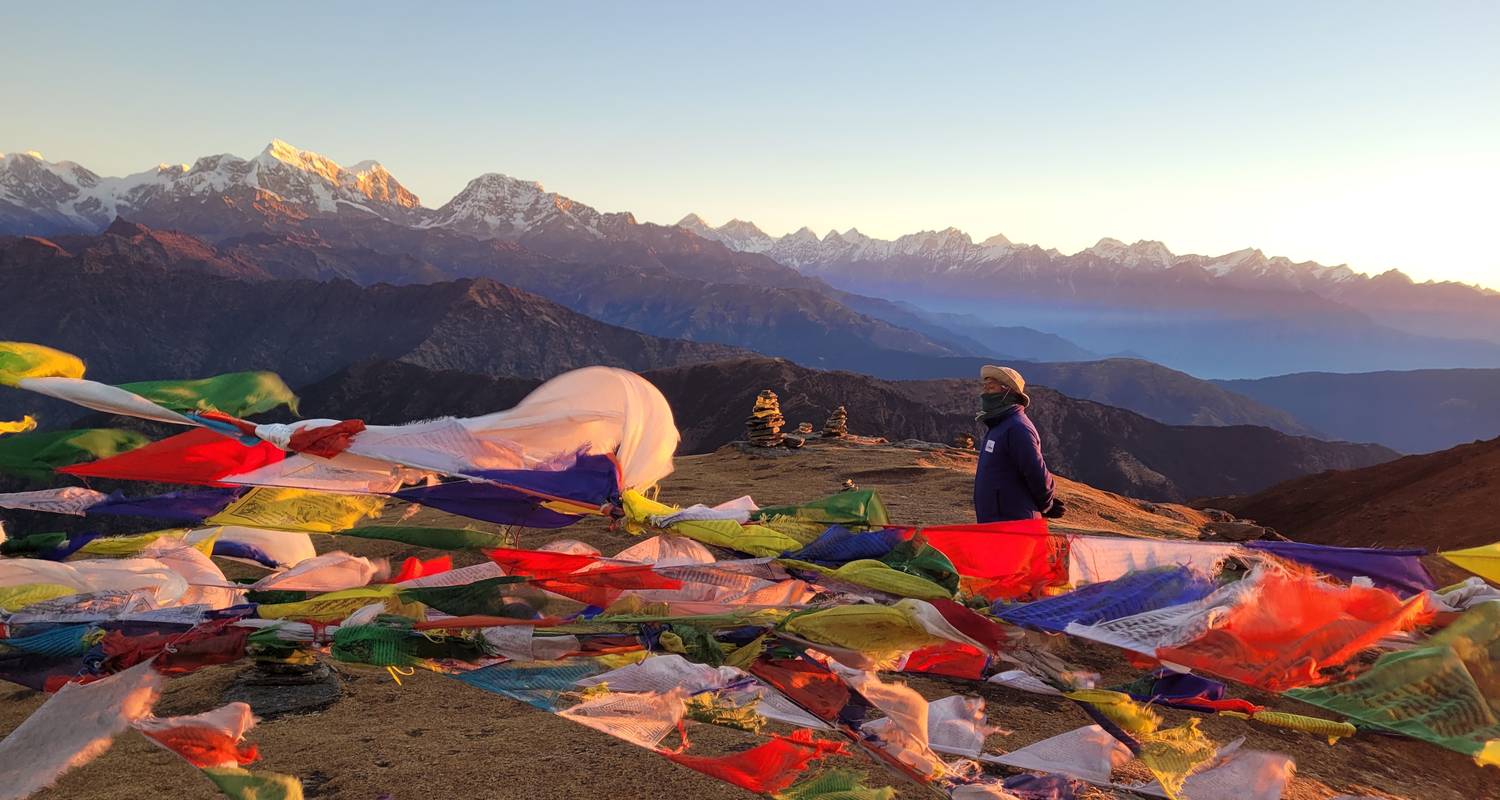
[973, 365, 1064, 522]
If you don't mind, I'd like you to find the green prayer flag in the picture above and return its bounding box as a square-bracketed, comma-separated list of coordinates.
[343, 525, 509, 551]
[398, 576, 529, 617]
[1288, 601, 1500, 764]
[0, 428, 150, 479]
[0, 531, 69, 556]
[774, 769, 896, 800]
[117, 371, 298, 417]
[754, 489, 890, 529]
[881, 537, 960, 594]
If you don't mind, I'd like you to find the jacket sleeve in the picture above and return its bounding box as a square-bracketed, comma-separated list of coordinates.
[1008, 421, 1056, 513]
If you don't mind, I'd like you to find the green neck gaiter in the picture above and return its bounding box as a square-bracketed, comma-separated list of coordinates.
[977, 391, 1021, 422]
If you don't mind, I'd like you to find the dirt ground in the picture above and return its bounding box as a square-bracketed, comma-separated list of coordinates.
[2, 440, 1490, 799]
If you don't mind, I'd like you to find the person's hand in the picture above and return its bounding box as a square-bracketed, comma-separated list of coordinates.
[1044, 498, 1066, 519]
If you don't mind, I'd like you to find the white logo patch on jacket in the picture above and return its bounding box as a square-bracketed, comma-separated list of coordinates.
[984, 439, 996, 453]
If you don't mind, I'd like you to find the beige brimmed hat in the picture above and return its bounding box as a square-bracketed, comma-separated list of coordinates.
[980, 364, 1030, 406]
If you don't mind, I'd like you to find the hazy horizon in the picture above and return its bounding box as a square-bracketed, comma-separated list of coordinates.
[8, 1, 1497, 289]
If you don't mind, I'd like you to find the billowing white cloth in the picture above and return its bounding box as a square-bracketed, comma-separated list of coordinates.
[0, 660, 163, 800]
[613, 535, 715, 567]
[252, 552, 379, 592]
[141, 539, 244, 609]
[1067, 535, 1239, 585]
[16, 376, 192, 426]
[14, 367, 678, 490]
[0, 558, 189, 606]
[251, 367, 678, 490]
[184, 526, 317, 569]
[987, 725, 1131, 785]
[0, 487, 109, 516]
[558, 688, 688, 749]
[1065, 571, 1264, 655]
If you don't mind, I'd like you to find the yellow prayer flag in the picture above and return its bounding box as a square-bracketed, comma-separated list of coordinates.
[0, 342, 85, 386]
[1440, 542, 1500, 584]
[207, 487, 387, 533]
[78, 529, 190, 557]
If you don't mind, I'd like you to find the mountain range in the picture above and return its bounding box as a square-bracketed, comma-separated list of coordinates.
[1216, 369, 1500, 453]
[0, 222, 1321, 438]
[7, 141, 1498, 379]
[678, 215, 1500, 378]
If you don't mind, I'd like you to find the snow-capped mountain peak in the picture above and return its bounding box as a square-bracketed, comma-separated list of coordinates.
[1084, 237, 1177, 269]
[677, 212, 711, 230]
[0, 140, 425, 232]
[246, 139, 422, 214]
[424, 171, 633, 240]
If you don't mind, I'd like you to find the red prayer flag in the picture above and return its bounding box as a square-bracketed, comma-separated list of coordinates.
[902, 642, 988, 680]
[662, 729, 846, 793]
[485, 547, 600, 579]
[910, 521, 1067, 601]
[140, 725, 260, 768]
[59, 428, 284, 486]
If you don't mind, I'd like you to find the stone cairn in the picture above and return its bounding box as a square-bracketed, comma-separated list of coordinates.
[746, 389, 785, 447]
[795, 422, 814, 435]
[821, 405, 849, 438]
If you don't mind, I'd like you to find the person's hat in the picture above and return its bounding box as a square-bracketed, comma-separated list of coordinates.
[980, 364, 1030, 407]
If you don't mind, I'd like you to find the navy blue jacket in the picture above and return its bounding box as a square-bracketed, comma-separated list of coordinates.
[974, 406, 1056, 522]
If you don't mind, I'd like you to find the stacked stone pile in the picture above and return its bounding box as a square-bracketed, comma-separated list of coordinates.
[746, 390, 785, 447]
[822, 406, 849, 438]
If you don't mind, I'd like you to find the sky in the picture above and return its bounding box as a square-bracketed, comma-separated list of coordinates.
[6, 1, 1498, 288]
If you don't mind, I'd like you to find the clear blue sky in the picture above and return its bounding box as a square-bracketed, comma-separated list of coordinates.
[7, 1, 1498, 287]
